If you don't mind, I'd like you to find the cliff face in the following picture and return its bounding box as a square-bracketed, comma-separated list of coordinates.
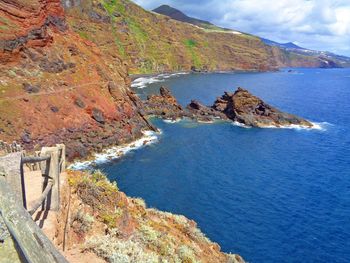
[63, 0, 341, 74]
[0, 0, 66, 62]
[0, 0, 151, 160]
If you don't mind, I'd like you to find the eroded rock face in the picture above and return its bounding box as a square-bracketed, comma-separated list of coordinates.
[0, 0, 67, 62]
[213, 87, 313, 127]
[144, 86, 186, 120]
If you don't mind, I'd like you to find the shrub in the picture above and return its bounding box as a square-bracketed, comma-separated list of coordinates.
[71, 210, 94, 234]
[85, 231, 159, 263]
[178, 245, 198, 263]
[100, 208, 123, 228]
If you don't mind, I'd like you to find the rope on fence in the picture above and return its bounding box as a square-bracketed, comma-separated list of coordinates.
[0, 144, 68, 263]
[28, 181, 53, 216]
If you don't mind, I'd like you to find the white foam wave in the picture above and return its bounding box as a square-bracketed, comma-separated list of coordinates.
[131, 72, 189, 89]
[232, 121, 251, 128]
[310, 122, 332, 131]
[131, 77, 164, 89]
[232, 121, 331, 131]
[163, 118, 182, 124]
[69, 130, 159, 170]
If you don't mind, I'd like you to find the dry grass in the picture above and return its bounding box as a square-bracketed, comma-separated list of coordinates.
[64, 170, 242, 263]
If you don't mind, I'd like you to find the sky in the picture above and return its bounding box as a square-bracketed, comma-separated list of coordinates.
[133, 0, 350, 56]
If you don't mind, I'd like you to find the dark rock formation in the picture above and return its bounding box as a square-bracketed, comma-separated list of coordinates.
[187, 100, 227, 122]
[23, 83, 40, 93]
[91, 108, 105, 124]
[212, 88, 313, 127]
[39, 58, 75, 73]
[145, 87, 312, 128]
[21, 131, 31, 144]
[143, 86, 186, 120]
[74, 98, 85, 108]
[50, 106, 59, 113]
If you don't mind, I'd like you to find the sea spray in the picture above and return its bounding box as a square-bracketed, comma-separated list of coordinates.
[69, 130, 159, 170]
[131, 72, 189, 89]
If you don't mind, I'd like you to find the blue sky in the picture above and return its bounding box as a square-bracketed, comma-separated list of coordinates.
[133, 0, 350, 56]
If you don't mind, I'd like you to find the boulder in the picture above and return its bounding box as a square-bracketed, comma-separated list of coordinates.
[50, 106, 59, 113]
[23, 83, 40, 93]
[75, 98, 85, 108]
[92, 108, 105, 124]
[21, 131, 31, 144]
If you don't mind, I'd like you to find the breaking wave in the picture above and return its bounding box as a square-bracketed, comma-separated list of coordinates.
[69, 130, 159, 170]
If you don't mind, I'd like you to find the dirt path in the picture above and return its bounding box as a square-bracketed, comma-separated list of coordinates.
[0, 81, 108, 102]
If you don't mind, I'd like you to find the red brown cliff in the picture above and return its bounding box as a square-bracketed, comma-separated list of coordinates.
[0, 0, 151, 160]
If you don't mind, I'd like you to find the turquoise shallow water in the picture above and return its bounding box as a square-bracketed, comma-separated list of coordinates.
[98, 69, 350, 263]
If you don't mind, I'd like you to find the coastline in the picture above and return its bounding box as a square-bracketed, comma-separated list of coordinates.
[69, 72, 328, 170]
[129, 68, 280, 81]
[69, 130, 159, 170]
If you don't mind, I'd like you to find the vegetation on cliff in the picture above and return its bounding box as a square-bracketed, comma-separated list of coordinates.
[56, 170, 244, 263]
[63, 0, 280, 73]
[63, 0, 348, 74]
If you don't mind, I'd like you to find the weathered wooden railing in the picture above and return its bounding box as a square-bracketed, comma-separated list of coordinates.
[0, 143, 68, 263]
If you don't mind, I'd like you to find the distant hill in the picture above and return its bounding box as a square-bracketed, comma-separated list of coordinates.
[153, 4, 213, 27]
[261, 38, 304, 50]
[261, 38, 350, 67]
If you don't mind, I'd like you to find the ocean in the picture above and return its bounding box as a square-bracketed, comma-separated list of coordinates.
[97, 68, 350, 262]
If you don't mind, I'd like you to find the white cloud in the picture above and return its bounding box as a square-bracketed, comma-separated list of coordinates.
[133, 0, 350, 56]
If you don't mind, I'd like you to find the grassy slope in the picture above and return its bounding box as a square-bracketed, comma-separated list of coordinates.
[65, 0, 282, 74]
[57, 170, 244, 263]
[64, 0, 337, 74]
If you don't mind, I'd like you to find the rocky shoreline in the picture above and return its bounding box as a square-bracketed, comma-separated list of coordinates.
[67, 83, 314, 169]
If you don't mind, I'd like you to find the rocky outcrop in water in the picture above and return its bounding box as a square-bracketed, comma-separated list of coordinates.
[212, 88, 313, 127]
[143, 86, 186, 120]
[145, 87, 313, 128]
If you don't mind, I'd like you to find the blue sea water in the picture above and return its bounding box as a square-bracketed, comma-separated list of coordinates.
[98, 68, 350, 263]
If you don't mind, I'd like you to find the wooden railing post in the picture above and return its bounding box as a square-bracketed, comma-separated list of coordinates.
[0, 152, 24, 206]
[40, 147, 60, 211]
[56, 144, 66, 173]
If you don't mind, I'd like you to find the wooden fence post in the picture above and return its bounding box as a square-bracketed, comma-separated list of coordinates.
[0, 152, 24, 206]
[56, 144, 66, 173]
[40, 147, 60, 211]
